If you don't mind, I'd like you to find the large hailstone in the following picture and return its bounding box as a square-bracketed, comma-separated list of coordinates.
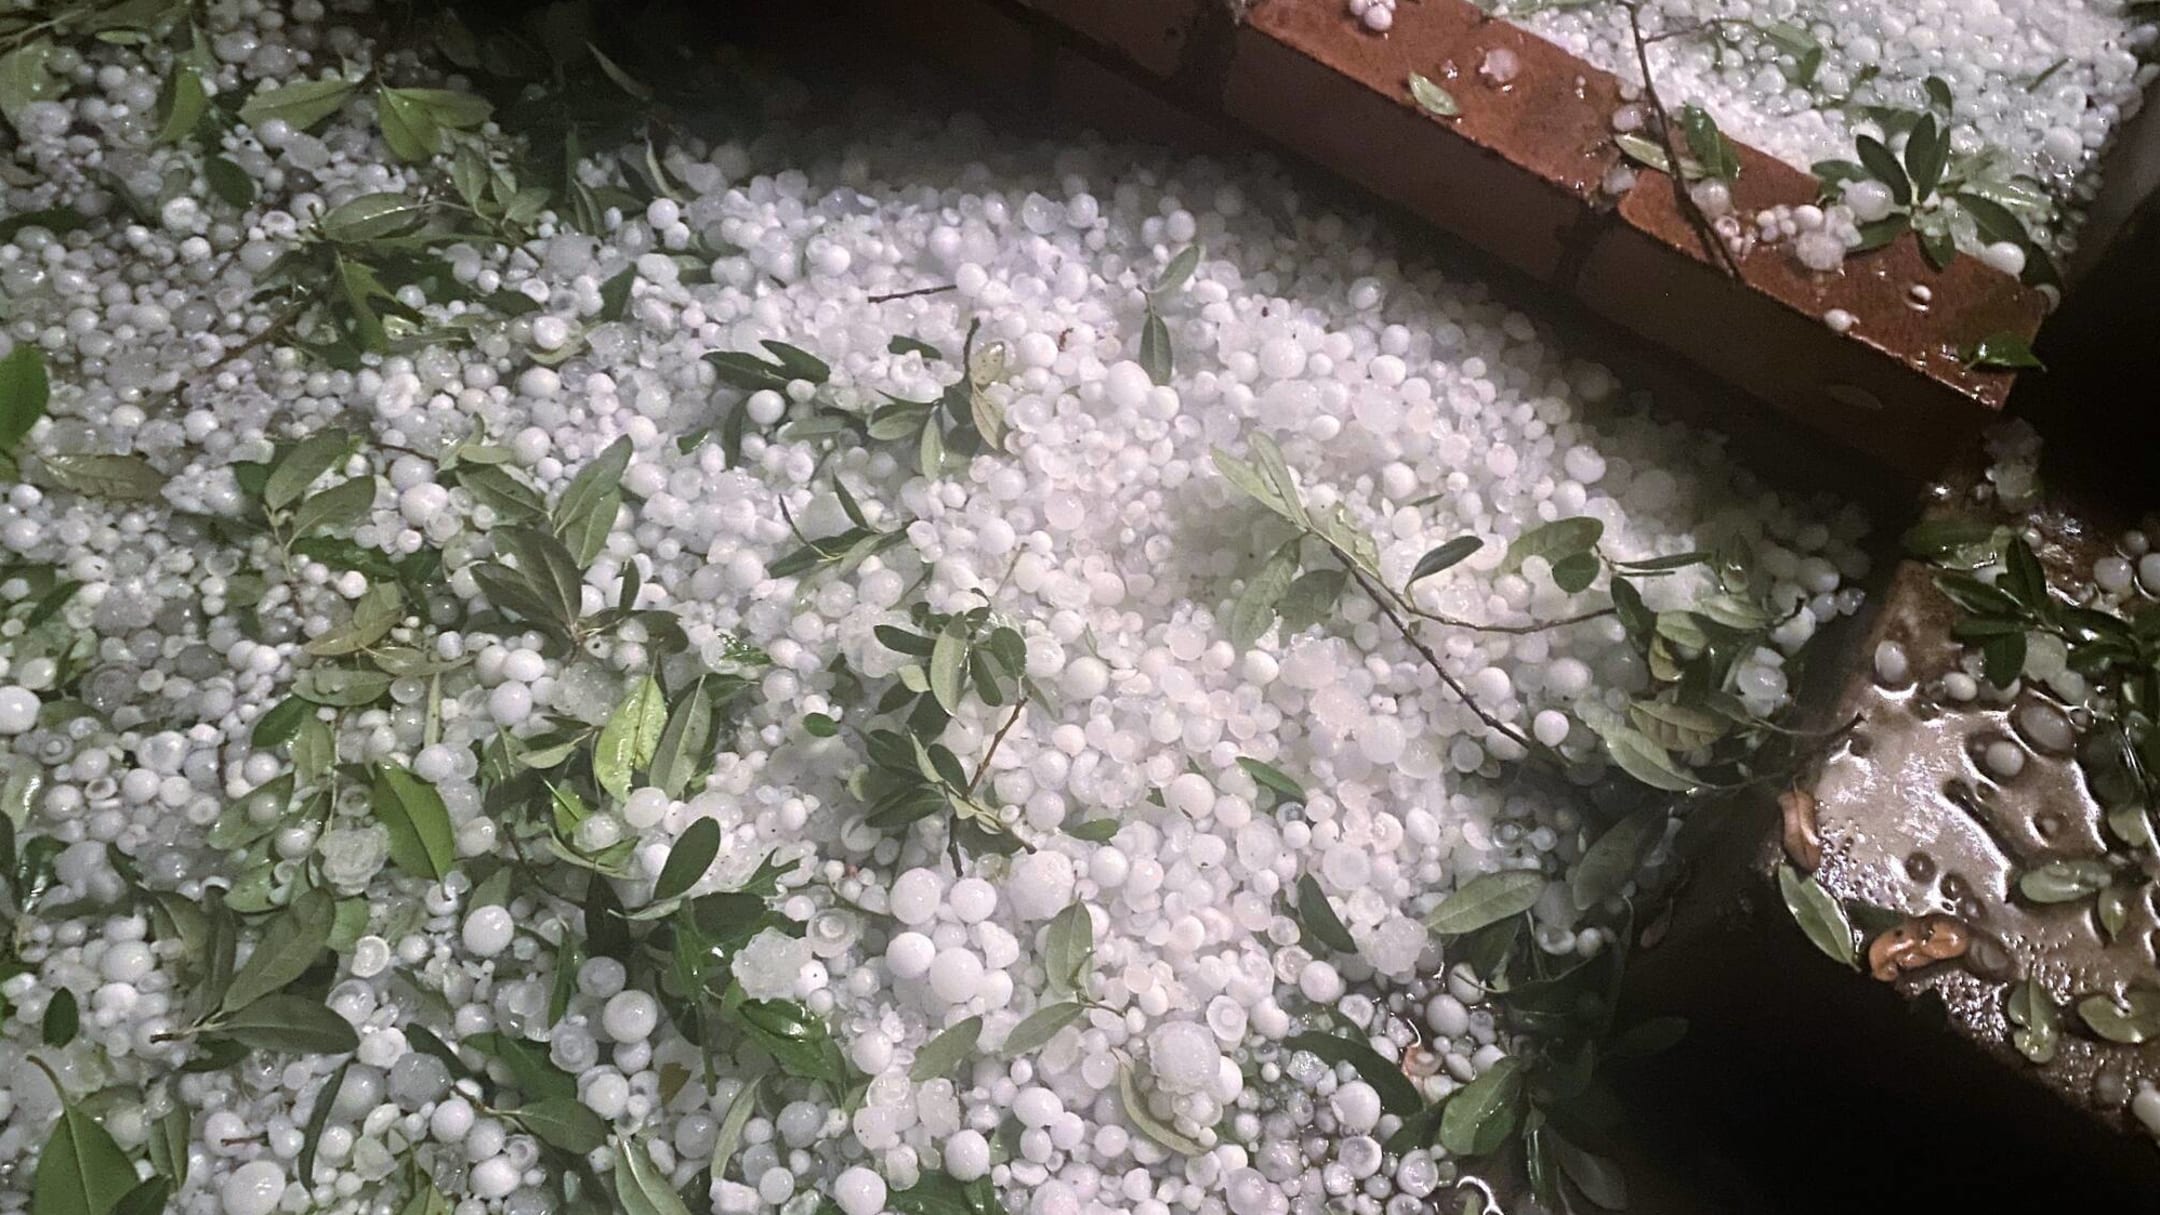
[731, 927, 813, 1000]
[1146, 1019, 1220, 1093]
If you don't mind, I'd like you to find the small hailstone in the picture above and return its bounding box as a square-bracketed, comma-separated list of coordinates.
[461, 905, 514, 957]
[221, 1160, 285, 1215]
[1873, 640, 1908, 685]
[0, 686, 39, 734]
[1979, 241, 2028, 278]
[601, 990, 660, 1041]
[1823, 308, 1857, 334]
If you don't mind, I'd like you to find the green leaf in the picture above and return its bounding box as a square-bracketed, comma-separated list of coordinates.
[1626, 699, 1726, 752]
[0, 41, 60, 137]
[1982, 631, 2027, 688]
[1277, 567, 1347, 635]
[1042, 901, 1094, 995]
[147, 1106, 188, 1187]
[1295, 873, 1359, 954]
[1962, 332, 2044, 371]
[1139, 309, 1173, 386]
[204, 156, 258, 209]
[0, 344, 48, 453]
[376, 87, 440, 161]
[1426, 870, 1544, 935]
[2017, 858, 2111, 903]
[1679, 104, 1740, 181]
[298, 1060, 347, 1185]
[910, 1015, 983, 1081]
[1118, 1064, 1206, 1156]
[1903, 114, 1947, 200]
[1212, 449, 1293, 521]
[1551, 550, 1600, 593]
[110, 1178, 168, 1215]
[1283, 1031, 1425, 1117]
[1502, 518, 1602, 573]
[512, 1097, 607, 1154]
[371, 766, 455, 881]
[727, 998, 849, 1086]
[36, 453, 167, 502]
[1245, 433, 1309, 529]
[213, 993, 359, 1054]
[711, 1072, 761, 1173]
[289, 477, 375, 536]
[1552, 1129, 1629, 1210]
[653, 817, 718, 903]
[1153, 244, 1203, 296]
[650, 678, 718, 798]
[32, 1098, 137, 1215]
[1616, 132, 1679, 176]
[1230, 540, 1301, 649]
[1237, 756, 1304, 802]
[1854, 134, 1911, 206]
[240, 77, 358, 132]
[2006, 979, 2060, 1064]
[222, 888, 334, 1013]
[1900, 516, 2000, 559]
[1593, 721, 1700, 792]
[41, 988, 76, 1047]
[929, 625, 969, 716]
[265, 430, 353, 510]
[2079, 989, 2160, 1044]
[1775, 863, 1857, 968]
[1438, 1056, 1525, 1157]
[319, 192, 426, 243]
[304, 583, 401, 657]
[467, 1032, 577, 1100]
[552, 436, 630, 566]
[1000, 1001, 1087, 1057]
[293, 665, 391, 708]
[1409, 537, 1480, 585]
[613, 1135, 695, 1215]
[1407, 71, 1460, 118]
[1569, 807, 1663, 911]
[594, 676, 667, 800]
[1064, 818, 1118, 842]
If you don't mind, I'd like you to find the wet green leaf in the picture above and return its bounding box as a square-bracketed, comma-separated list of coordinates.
[1426, 870, 1544, 935]
[36, 453, 167, 502]
[1283, 1031, 1425, 1117]
[1153, 244, 1203, 296]
[221, 889, 335, 1014]
[2078, 989, 2160, 1044]
[1042, 901, 1094, 995]
[41, 987, 76, 1047]
[0, 41, 61, 137]
[1570, 807, 1663, 911]
[614, 1135, 694, 1215]
[594, 676, 667, 800]
[653, 817, 718, 904]
[513, 1096, 607, 1154]
[318, 191, 425, 243]
[0, 343, 50, 453]
[1438, 1056, 1524, 1157]
[1000, 1001, 1086, 1057]
[1407, 71, 1460, 118]
[1552, 1129, 1628, 1210]
[289, 476, 375, 536]
[1409, 537, 1481, 585]
[1854, 134, 1910, 206]
[467, 1032, 577, 1100]
[1776, 863, 1857, 968]
[1237, 756, 1304, 802]
[1962, 332, 2044, 371]
[1295, 874, 1359, 954]
[910, 1015, 983, 1081]
[240, 76, 358, 131]
[929, 624, 969, 715]
[214, 993, 358, 1054]
[1503, 518, 1602, 573]
[1230, 540, 1300, 650]
[1118, 1064, 1206, 1156]
[2005, 979, 2059, 1064]
[1679, 104, 1740, 181]
[1139, 309, 1173, 386]
[371, 766, 455, 880]
[31, 1095, 136, 1215]
[2017, 858, 2111, 903]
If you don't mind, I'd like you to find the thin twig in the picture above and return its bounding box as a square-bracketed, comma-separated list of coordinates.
[867, 283, 956, 304]
[1623, 2, 1746, 281]
[1343, 563, 1537, 752]
[966, 695, 1029, 796]
[1404, 601, 1617, 636]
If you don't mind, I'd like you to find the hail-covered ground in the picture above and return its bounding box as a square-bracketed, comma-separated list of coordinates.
[1482, 0, 2158, 256]
[0, 5, 1872, 1215]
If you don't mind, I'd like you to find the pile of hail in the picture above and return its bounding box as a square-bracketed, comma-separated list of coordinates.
[0, 4, 1872, 1215]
